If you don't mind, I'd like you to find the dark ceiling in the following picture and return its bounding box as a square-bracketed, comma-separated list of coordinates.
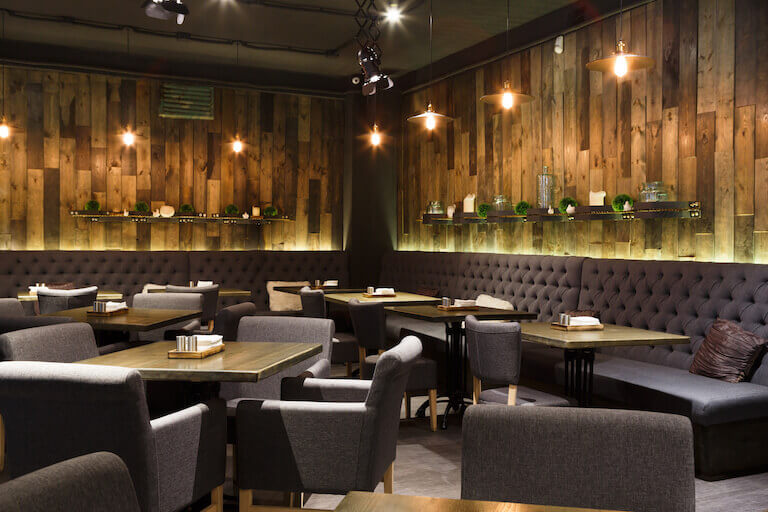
[1, 0, 577, 91]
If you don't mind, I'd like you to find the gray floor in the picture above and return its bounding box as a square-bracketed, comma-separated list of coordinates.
[303, 400, 768, 512]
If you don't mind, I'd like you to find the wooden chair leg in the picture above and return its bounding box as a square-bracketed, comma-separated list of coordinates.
[428, 389, 437, 432]
[345, 362, 352, 377]
[403, 392, 410, 419]
[358, 347, 367, 380]
[472, 377, 481, 405]
[208, 320, 215, 331]
[507, 384, 518, 406]
[289, 492, 304, 508]
[382, 462, 394, 494]
[202, 485, 224, 512]
[239, 489, 253, 512]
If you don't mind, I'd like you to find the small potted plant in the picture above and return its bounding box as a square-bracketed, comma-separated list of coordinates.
[612, 194, 634, 212]
[84, 199, 101, 213]
[476, 202, 491, 219]
[558, 197, 578, 215]
[223, 204, 240, 217]
[263, 205, 278, 218]
[131, 201, 150, 216]
[514, 200, 531, 216]
[178, 203, 196, 216]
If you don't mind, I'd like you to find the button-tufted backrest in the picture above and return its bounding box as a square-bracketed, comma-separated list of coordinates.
[379, 251, 462, 298]
[577, 258, 768, 385]
[188, 251, 349, 308]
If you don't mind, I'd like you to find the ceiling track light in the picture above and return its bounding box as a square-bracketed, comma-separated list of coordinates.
[586, 0, 654, 77]
[142, 0, 189, 25]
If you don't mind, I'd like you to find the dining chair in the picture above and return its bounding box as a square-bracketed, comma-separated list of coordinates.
[300, 287, 359, 376]
[0, 361, 226, 512]
[207, 302, 257, 340]
[349, 298, 438, 431]
[235, 336, 423, 511]
[37, 286, 98, 315]
[0, 322, 98, 362]
[166, 284, 220, 332]
[0, 298, 24, 316]
[461, 406, 695, 512]
[465, 315, 570, 407]
[0, 315, 73, 335]
[0, 452, 141, 512]
[131, 292, 203, 342]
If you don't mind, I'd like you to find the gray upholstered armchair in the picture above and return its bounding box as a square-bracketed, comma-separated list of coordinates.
[0, 452, 141, 512]
[0, 298, 25, 316]
[300, 287, 359, 376]
[208, 301, 257, 340]
[0, 362, 226, 512]
[235, 336, 422, 511]
[131, 292, 203, 341]
[0, 322, 98, 362]
[462, 406, 695, 512]
[37, 286, 99, 314]
[165, 284, 220, 332]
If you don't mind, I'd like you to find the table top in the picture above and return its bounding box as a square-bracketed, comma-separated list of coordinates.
[273, 286, 365, 295]
[520, 322, 690, 349]
[17, 290, 123, 302]
[385, 305, 538, 323]
[78, 341, 322, 382]
[147, 287, 251, 298]
[324, 292, 441, 306]
[334, 491, 625, 512]
[42, 307, 202, 332]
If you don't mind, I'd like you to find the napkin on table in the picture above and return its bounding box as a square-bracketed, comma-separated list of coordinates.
[568, 316, 601, 326]
[323, 280, 339, 287]
[453, 299, 477, 307]
[374, 288, 395, 295]
[196, 335, 223, 347]
[196, 281, 214, 287]
[105, 301, 128, 312]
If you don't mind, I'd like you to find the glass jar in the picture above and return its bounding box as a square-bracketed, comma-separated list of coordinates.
[492, 195, 510, 211]
[537, 167, 555, 209]
[639, 182, 669, 202]
[426, 201, 445, 214]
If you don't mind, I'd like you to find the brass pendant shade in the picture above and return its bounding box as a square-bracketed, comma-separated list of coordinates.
[406, 103, 452, 129]
[586, 40, 655, 75]
[480, 81, 534, 110]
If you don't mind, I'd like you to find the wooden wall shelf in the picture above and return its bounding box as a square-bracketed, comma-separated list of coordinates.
[70, 211, 292, 225]
[421, 201, 701, 226]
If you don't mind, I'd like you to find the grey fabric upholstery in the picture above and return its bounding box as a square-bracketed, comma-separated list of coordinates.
[37, 287, 98, 315]
[0, 452, 141, 512]
[301, 288, 358, 366]
[0, 323, 98, 362]
[0, 315, 73, 335]
[166, 284, 220, 324]
[235, 336, 422, 494]
[220, 316, 333, 404]
[210, 302, 257, 340]
[461, 406, 695, 512]
[300, 288, 326, 318]
[281, 377, 372, 403]
[0, 361, 225, 512]
[131, 292, 203, 342]
[0, 298, 24, 316]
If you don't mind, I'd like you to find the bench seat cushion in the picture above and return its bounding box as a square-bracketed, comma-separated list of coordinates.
[556, 355, 768, 426]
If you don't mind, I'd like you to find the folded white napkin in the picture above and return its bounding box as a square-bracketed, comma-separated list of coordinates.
[568, 316, 601, 326]
[323, 280, 339, 286]
[453, 299, 477, 307]
[374, 288, 395, 295]
[195, 335, 223, 347]
[196, 281, 214, 287]
[28, 286, 48, 293]
[105, 301, 128, 312]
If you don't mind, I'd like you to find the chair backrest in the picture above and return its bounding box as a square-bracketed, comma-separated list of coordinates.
[212, 302, 257, 340]
[461, 406, 695, 512]
[165, 284, 219, 324]
[0, 298, 24, 316]
[0, 452, 141, 512]
[37, 286, 98, 315]
[0, 316, 73, 336]
[0, 323, 98, 362]
[465, 315, 522, 385]
[299, 287, 326, 319]
[357, 335, 421, 490]
[348, 298, 387, 351]
[0, 361, 159, 512]
[131, 292, 203, 342]
[224, 316, 334, 400]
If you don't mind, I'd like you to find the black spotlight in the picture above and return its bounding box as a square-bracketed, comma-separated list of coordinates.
[358, 45, 393, 96]
[142, 0, 189, 25]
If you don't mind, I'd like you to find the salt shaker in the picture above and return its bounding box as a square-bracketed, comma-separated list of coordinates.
[176, 335, 188, 352]
[442, 297, 451, 307]
[367, 286, 374, 294]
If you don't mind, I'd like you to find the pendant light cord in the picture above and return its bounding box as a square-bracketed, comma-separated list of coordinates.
[2, 11, 5, 118]
[618, 0, 623, 40]
[505, 0, 510, 52]
[427, 0, 433, 104]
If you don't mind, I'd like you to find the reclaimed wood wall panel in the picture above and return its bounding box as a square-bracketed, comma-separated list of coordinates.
[0, 68, 344, 251]
[399, 0, 766, 263]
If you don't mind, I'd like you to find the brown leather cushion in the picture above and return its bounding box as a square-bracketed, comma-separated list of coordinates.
[690, 319, 768, 383]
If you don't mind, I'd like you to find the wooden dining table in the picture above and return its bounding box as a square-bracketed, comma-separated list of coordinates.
[42, 306, 202, 332]
[324, 291, 441, 307]
[147, 287, 252, 298]
[17, 290, 124, 302]
[334, 491, 626, 512]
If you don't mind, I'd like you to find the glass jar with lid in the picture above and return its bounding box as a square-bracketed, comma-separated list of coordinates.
[492, 195, 510, 211]
[537, 166, 555, 208]
[639, 182, 669, 202]
[426, 201, 445, 214]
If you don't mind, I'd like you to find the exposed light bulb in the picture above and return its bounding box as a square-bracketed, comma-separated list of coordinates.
[122, 130, 135, 146]
[384, 5, 402, 23]
[502, 92, 514, 110]
[0, 123, 9, 139]
[614, 55, 628, 77]
[370, 125, 381, 146]
[425, 112, 436, 131]
[176, 13, 185, 24]
[233, 139, 243, 153]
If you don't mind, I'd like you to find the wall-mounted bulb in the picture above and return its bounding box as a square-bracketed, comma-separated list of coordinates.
[370, 125, 381, 146]
[0, 120, 9, 139]
[425, 112, 436, 131]
[502, 92, 514, 110]
[122, 130, 135, 146]
[554, 35, 564, 55]
[384, 4, 402, 23]
[233, 139, 243, 153]
[613, 54, 628, 77]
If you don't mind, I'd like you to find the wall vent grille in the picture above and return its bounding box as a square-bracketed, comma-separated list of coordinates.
[159, 83, 214, 120]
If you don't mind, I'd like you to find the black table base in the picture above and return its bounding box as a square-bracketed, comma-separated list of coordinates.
[563, 348, 595, 406]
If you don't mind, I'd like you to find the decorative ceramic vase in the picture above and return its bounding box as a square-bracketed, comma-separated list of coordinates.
[547, 206, 555, 215]
[565, 204, 576, 215]
[446, 205, 456, 219]
[242, 212, 249, 219]
[152, 209, 161, 218]
[159, 205, 175, 218]
[623, 201, 633, 211]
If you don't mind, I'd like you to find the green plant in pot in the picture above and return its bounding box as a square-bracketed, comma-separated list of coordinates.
[612, 194, 633, 212]
[224, 204, 239, 216]
[558, 197, 578, 215]
[476, 203, 491, 219]
[514, 200, 531, 216]
[84, 200, 100, 212]
[179, 203, 195, 215]
[263, 205, 278, 218]
[133, 201, 150, 214]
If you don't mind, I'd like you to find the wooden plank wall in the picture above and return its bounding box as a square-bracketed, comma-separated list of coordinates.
[398, 0, 768, 263]
[0, 68, 344, 251]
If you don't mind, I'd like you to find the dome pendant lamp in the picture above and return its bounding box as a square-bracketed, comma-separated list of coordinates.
[406, 0, 451, 130]
[480, 0, 533, 110]
[586, 0, 654, 77]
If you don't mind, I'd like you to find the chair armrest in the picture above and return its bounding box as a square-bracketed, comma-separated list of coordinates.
[151, 399, 226, 512]
[281, 377, 371, 402]
[250, 310, 304, 317]
[235, 399, 366, 493]
[301, 359, 330, 379]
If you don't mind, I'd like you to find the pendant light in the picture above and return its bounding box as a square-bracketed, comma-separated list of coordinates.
[122, 29, 135, 146]
[406, 0, 451, 130]
[480, 0, 534, 110]
[586, 0, 654, 77]
[0, 13, 10, 140]
[369, 91, 382, 147]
